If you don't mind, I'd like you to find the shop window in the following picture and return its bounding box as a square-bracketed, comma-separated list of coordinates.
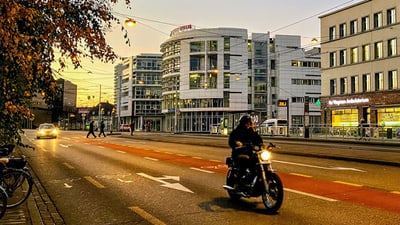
[350, 20, 357, 35]
[388, 38, 397, 57]
[374, 72, 383, 91]
[388, 70, 398, 90]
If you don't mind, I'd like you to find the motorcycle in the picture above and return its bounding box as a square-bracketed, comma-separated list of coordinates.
[223, 142, 283, 212]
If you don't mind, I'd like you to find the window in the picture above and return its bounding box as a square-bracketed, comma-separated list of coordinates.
[373, 12, 382, 28]
[329, 26, 336, 40]
[351, 75, 359, 94]
[374, 42, 383, 59]
[387, 8, 396, 25]
[362, 74, 370, 92]
[388, 70, 398, 90]
[224, 37, 230, 51]
[374, 72, 383, 91]
[330, 79, 336, 95]
[329, 52, 336, 67]
[339, 23, 346, 38]
[207, 40, 218, 52]
[350, 47, 358, 63]
[208, 72, 217, 89]
[361, 16, 369, 32]
[388, 38, 397, 57]
[190, 55, 203, 71]
[350, 20, 358, 35]
[362, 44, 370, 61]
[189, 73, 204, 89]
[224, 54, 230, 70]
[339, 49, 346, 65]
[340, 77, 347, 94]
[190, 41, 204, 52]
[224, 73, 230, 88]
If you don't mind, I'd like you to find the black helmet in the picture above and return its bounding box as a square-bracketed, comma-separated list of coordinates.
[239, 115, 252, 125]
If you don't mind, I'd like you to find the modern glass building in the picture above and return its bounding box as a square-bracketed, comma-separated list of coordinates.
[160, 27, 321, 133]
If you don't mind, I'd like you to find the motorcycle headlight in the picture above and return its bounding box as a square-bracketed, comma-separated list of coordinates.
[260, 151, 271, 161]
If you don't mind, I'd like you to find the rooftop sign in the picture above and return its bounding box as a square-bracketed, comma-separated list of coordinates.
[170, 24, 194, 36]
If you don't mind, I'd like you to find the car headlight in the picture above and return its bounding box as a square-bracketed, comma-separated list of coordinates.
[52, 129, 58, 135]
[260, 151, 271, 161]
[39, 130, 45, 135]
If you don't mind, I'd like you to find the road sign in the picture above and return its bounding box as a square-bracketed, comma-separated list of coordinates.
[277, 100, 288, 107]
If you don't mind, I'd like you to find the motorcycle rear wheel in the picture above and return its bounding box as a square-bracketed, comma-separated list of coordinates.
[226, 169, 241, 200]
[262, 173, 283, 212]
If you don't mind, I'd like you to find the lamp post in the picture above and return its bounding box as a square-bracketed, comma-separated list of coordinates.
[98, 84, 101, 125]
[174, 82, 179, 133]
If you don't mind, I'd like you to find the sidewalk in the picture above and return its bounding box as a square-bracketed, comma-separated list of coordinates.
[2, 132, 399, 224]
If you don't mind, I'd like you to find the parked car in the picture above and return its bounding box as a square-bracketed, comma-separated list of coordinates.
[36, 123, 58, 139]
[120, 124, 130, 132]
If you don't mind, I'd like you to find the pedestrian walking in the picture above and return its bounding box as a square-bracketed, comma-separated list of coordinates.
[87, 121, 97, 138]
[130, 122, 135, 136]
[98, 120, 106, 137]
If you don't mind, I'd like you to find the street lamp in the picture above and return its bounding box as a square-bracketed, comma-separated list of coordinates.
[125, 18, 137, 27]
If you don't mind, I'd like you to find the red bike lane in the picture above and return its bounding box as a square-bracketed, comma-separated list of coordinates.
[83, 138, 400, 214]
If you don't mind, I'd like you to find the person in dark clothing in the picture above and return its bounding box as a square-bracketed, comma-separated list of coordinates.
[228, 115, 263, 170]
[98, 120, 106, 137]
[130, 122, 135, 136]
[87, 121, 96, 138]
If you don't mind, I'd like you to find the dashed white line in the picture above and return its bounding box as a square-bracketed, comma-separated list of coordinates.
[190, 167, 214, 174]
[129, 206, 166, 225]
[62, 162, 74, 169]
[144, 157, 159, 161]
[84, 176, 105, 189]
[285, 188, 337, 202]
[116, 150, 126, 154]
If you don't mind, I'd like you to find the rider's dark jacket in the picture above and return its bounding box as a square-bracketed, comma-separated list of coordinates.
[228, 124, 263, 158]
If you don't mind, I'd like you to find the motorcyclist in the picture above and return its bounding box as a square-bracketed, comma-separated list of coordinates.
[228, 115, 263, 181]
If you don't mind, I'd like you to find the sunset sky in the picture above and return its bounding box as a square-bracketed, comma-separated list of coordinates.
[57, 0, 363, 107]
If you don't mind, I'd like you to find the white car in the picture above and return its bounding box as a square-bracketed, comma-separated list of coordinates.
[36, 123, 58, 139]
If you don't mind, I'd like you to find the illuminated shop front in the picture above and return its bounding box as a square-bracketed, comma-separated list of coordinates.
[321, 91, 400, 129]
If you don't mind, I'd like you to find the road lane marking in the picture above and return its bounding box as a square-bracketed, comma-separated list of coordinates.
[62, 162, 74, 169]
[285, 188, 337, 202]
[290, 173, 312, 178]
[144, 157, 159, 161]
[129, 206, 167, 225]
[84, 176, 105, 189]
[391, 191, 400, 194]
[137, 173, 193, 193]
[190, 167, 214, 174]
[274, 160, 366, 172]
[116, 150, 126, 154]
[334, 181, 363, 187]
[210, 159, 222, 163]
[192, 156, 202, 159]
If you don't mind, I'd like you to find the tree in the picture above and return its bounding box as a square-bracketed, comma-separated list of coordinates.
[0, 0, 131, 146]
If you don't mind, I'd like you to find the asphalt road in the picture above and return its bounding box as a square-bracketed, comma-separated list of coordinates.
[1, 130, 399, 225]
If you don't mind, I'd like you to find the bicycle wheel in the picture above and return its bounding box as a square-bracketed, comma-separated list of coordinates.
[1, 168, 33, 208]
[0, 186, 7, 219]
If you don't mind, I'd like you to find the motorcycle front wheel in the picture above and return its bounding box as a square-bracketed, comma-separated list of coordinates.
[262, 173, 283, 212]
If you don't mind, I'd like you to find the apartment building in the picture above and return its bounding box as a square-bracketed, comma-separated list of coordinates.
[115, 54, 163, 131]
[319, 0, 400, 129]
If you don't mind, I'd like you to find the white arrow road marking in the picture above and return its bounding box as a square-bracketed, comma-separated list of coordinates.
[64, 183, 73, 188]
[273, 160, 366, 172]
[137, 173, 193, 193]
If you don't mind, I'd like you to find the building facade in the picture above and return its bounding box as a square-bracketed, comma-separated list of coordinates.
[319, 0, 400, 130]
[115, 54, 163, 131]
[160, 27, 321, 133]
